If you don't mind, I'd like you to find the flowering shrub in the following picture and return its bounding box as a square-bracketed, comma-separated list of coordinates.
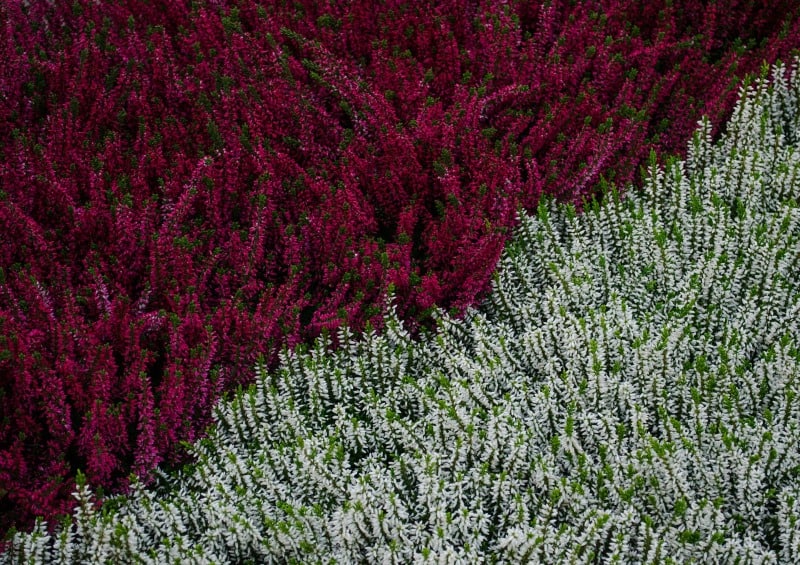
[2, 0, 799, 534]
[4, 60, 800, 564]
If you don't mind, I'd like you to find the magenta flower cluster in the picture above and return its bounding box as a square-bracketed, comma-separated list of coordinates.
[1, 0, 798, 536]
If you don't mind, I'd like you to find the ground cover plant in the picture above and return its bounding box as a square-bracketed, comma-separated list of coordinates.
[4, 59, 800, 564]
[2, 0, 800, 536]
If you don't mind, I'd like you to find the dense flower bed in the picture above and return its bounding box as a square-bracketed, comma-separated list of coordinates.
[1, 0, 799, 535]
[4, 60, 800, 564]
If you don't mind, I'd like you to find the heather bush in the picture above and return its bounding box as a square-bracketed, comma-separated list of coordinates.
[2, 0, 799, 534]
[4, 59, 800, 564]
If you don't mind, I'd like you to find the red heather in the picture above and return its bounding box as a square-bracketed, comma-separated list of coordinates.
[1, 0, 798, 536]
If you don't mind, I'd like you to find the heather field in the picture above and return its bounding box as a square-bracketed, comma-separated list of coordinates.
[1, 0, 800, 551]
[5, 58, 800, 564]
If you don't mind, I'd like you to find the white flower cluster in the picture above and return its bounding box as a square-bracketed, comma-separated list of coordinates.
[5, 61, 800, 564]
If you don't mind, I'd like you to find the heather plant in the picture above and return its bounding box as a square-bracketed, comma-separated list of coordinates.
[5, 60, 800, 564]
[2, 0, 800, 535]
